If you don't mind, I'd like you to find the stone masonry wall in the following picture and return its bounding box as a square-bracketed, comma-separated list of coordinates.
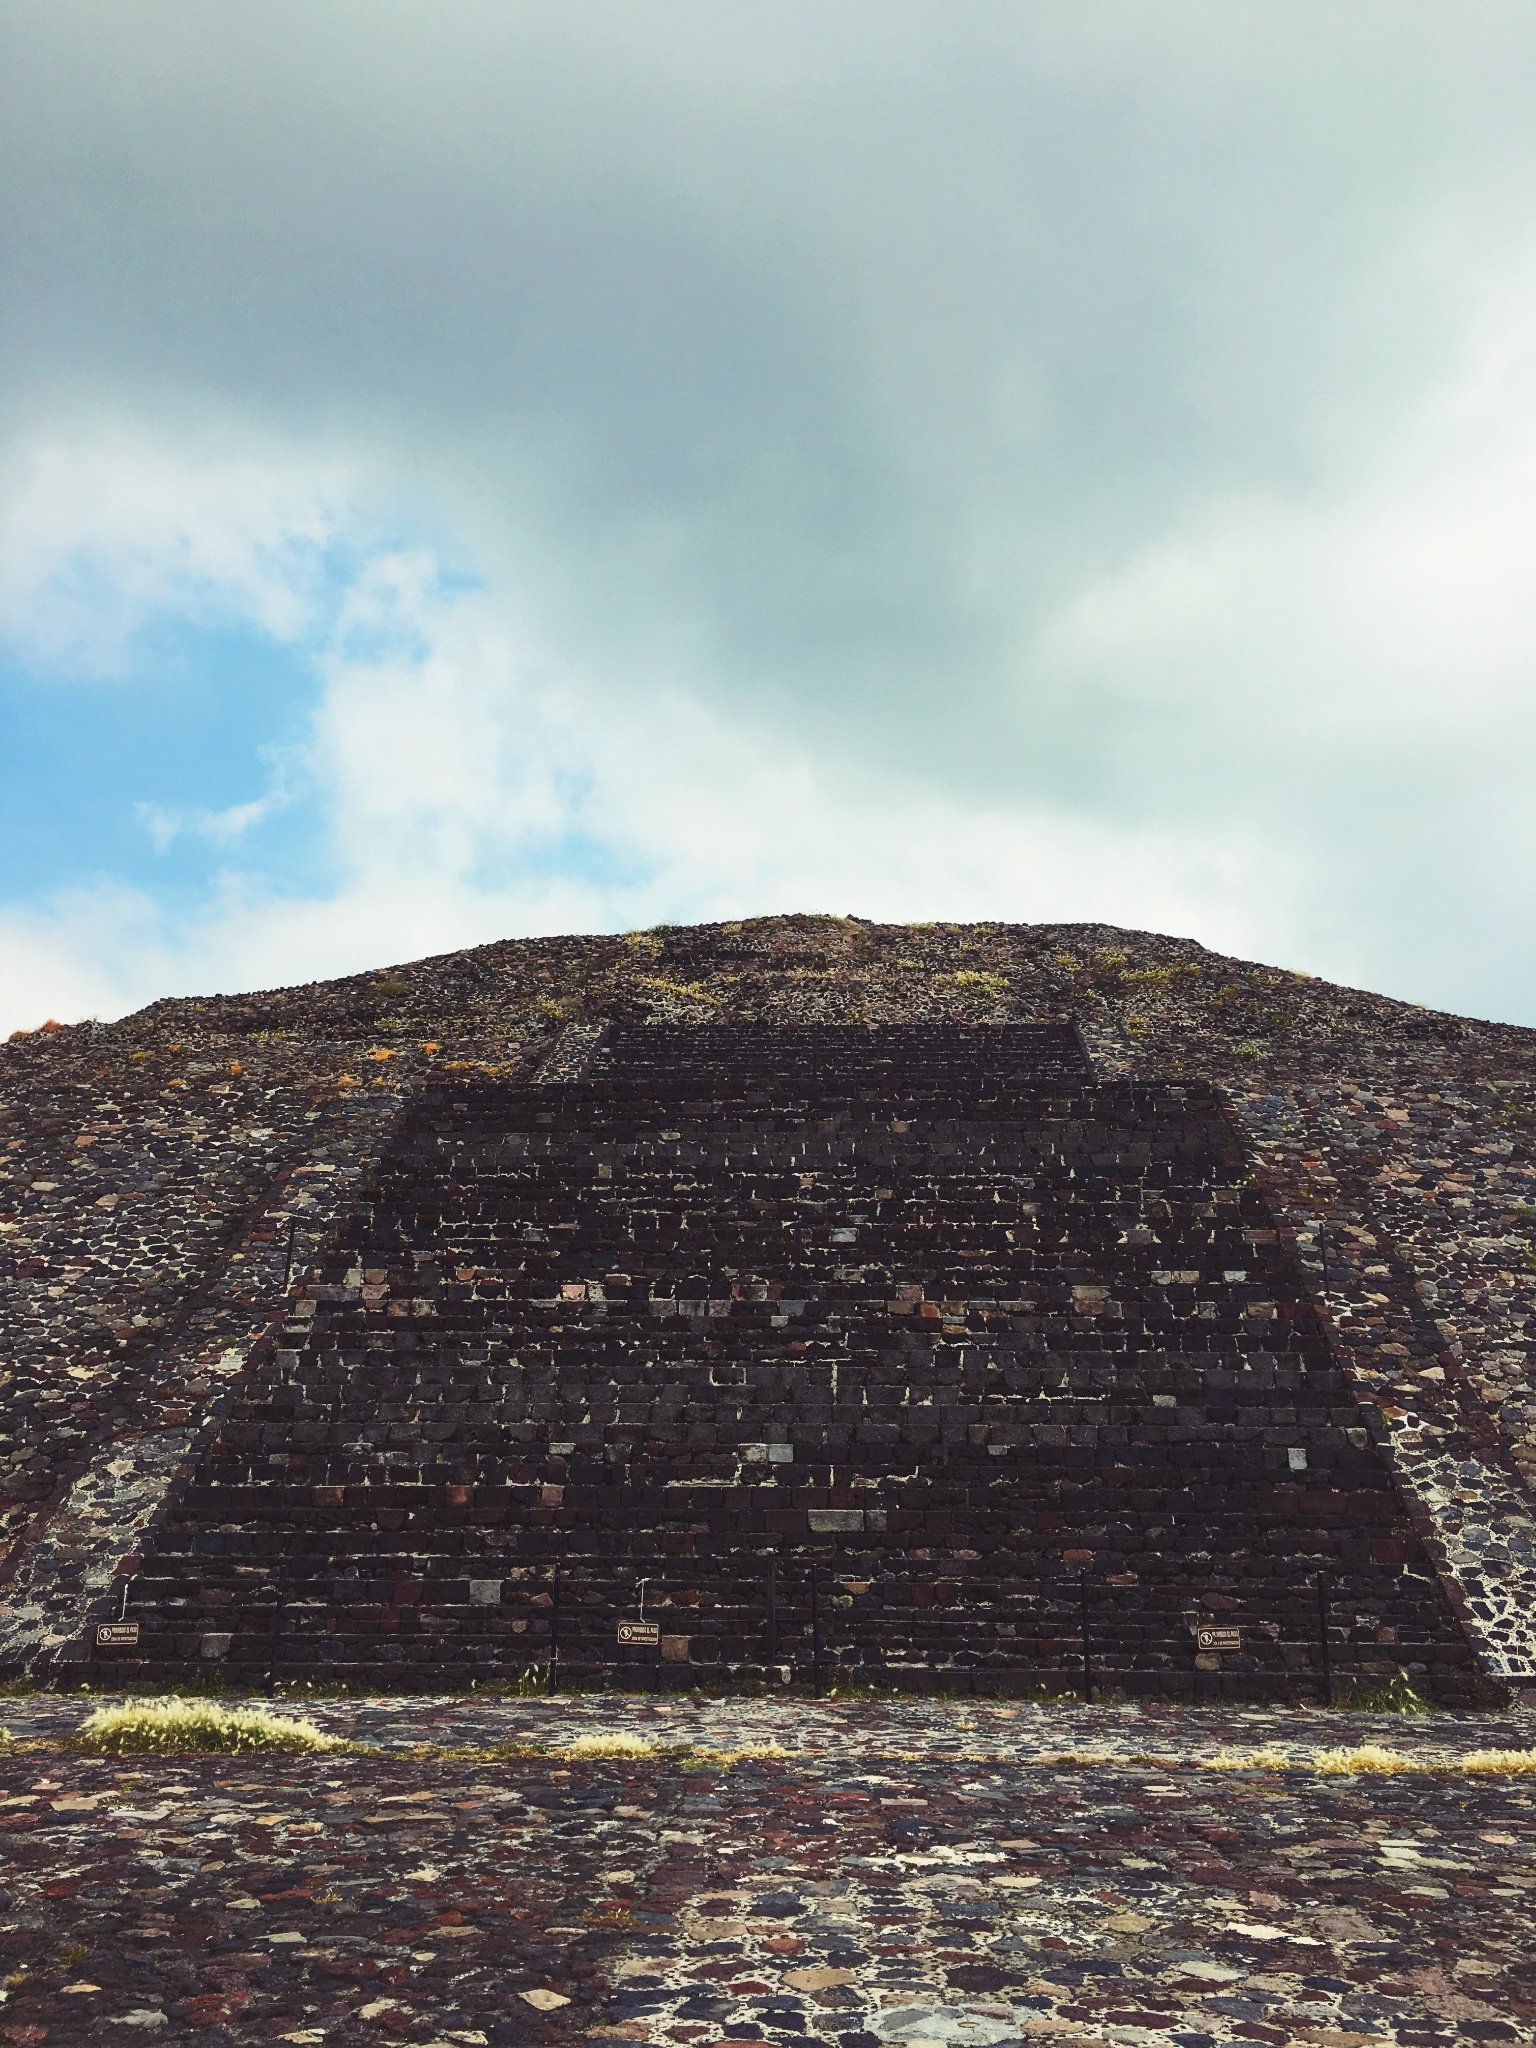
[1229, 1079, 1536, 1682]
[8, 915, 1536, 1697]
[112, 1027, 1474, 1700]
[0, 1029, 416, 1670]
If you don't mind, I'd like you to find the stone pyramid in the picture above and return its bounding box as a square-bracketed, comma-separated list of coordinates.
[4, 918, 1534, 1701]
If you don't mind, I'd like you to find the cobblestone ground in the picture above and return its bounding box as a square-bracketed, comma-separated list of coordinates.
[1, 1696, 1534, 2046]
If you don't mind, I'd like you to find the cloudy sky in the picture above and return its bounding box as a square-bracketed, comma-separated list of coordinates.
[3, 2, 1536, 1031]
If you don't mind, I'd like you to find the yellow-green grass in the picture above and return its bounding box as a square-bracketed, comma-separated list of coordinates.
[560, 1731, 661, 1760]
[1460, 1748, 1536, 1774]
[73, 1698, 344, 1756]
[557, 1732, 785, 1767]
[1209, 1742, 1536, 1777]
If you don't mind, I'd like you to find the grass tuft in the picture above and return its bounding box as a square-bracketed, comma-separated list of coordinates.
[1313, 1744, 1415, 1775]
[1206, 1742, 1536, 1778]
[686, 1743, 786, 1768]
[1211, 1744, 1296, 1772]
[1045, 1749, 1117, 1767]
[560, 1732, 661, 1760]
[1334, 1670, 1431, 1714]
[556, 1733, 785, 1768]
[73, 1698, 344, 1756]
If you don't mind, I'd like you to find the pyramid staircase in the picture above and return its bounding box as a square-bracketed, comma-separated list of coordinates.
[115, 1024, 1478, 1698]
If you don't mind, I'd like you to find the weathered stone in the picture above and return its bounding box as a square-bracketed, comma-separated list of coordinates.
[81, 1024, 1474, 1699]
[5, 916, 1536, 1701]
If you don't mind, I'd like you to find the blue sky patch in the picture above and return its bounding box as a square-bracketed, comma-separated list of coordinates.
[0, 612, 328, 904]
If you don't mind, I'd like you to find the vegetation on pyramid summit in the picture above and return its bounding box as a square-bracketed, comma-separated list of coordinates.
[4, 916, 1525, 1090]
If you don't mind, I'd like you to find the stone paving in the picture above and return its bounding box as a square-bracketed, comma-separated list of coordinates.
[1, 1694, 1534, 2045]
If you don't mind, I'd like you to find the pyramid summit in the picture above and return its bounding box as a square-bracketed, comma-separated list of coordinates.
[3, 915, 1535, 1701]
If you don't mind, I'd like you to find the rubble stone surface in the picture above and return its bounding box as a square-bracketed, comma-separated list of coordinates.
[0, 1694, 1533, 2046]
[118, 1024, 1474, 1700]
[5, 917, 1536, 1695]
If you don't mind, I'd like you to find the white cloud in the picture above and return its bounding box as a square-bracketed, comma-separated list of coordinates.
[0, 882, 172, 1031]
[5, 253, 1535, 1032]
[0, 486, 1298, 1033]
[5, 8, 1536, 1029]
[135, 789, 287, 855]
[1035, 263, 1536, 746]
[0, 416, 360, 675]
[0, 329, 1517, 1034]
[0, 786, 1284, 1038]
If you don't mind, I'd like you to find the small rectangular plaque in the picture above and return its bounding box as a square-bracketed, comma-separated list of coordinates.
[616, 1620, 661, 1647]
[1195, 1625, 1242, 1653]
[95, 1621, 140, 1648]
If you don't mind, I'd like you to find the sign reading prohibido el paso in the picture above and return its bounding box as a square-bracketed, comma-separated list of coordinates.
[616, 1620, 661, 1648]
[95, 1621, 141, 1648]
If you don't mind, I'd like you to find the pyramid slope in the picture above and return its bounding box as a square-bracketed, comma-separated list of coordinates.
[2, 920, 1535, 1691]
[125, 1028, 1470, 1698]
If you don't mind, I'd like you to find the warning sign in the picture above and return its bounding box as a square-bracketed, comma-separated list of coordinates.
[95, 1621, 141, 1648]
[1195, 1625, 1242, 1653]
[616, 1620, 661, 1647]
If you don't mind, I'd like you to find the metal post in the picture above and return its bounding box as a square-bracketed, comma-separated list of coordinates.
[282, 1217, 300, 1293]
[1317, 1571, 1333, 1707]
[766, 1554, 779, 1679]
[811, 1560, 825, 1698]
[1080, 1573, 1094, 1705]
[266, 1581, 284, 1697]
[638, 1578, 659, 1695]
[548, 1566, 561, 1694]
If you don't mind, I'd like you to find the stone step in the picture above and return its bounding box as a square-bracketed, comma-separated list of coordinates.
[110, 1055, 1483, 1701]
